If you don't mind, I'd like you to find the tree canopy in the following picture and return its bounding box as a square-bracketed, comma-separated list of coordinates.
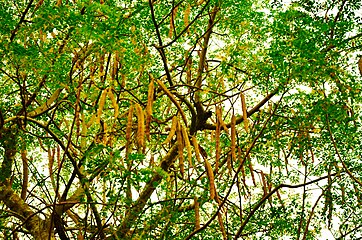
[1, 0, 362, 239]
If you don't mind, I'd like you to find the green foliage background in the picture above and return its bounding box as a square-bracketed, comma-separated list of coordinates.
[0, 0, 361, 239]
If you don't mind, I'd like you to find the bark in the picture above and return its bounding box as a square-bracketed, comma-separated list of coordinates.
[0, 184, 55, 240]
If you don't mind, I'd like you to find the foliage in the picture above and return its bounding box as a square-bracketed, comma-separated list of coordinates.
[0, 0, 361, 239]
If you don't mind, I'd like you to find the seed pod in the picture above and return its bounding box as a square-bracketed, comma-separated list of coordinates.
[86, 114, 96, 129]
[226, 153, 232, 174]
[96, 89, 107, 124]
[260, 171, 267, 197]
[176, 120, 185, 177]
[56, 146, 61, 169]
[145, 77, 154, 141]
[231, 114, 236, 161]
[205, 159, 215, 200]
[126, 105, 134, 141]
[107, 87, 119, 119]
[168, 7, 178, 38]
[184, 4, 190, 28]
[156, 79, 188, 126]
[194, 197, 200, 230]
[163, 116, 178, 144]
[181, 123, 193, 167]
[191, 136, 202, 163]
[185, 53, 192, 85]
[249, 158, 256, 186]
[135, 103, 145, 148]
[215, 112, 221, 173]
[240, 92, 248, 132]
[80, 112, 87, 148]
[217, 212, 227, 240]
[216, 105, 229, 133]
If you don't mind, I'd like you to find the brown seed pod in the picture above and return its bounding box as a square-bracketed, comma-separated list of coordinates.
[168, 6, 178, 38]
[176, 120, 185, 177]
[217, 212, 227, 240]
[181, 123, 193, 167]
[240, 92, 248, 132]
[249, 157, 256, 186]
[191, 136, 202, 163]
[260, 171, 268, 197]
[215, 111, 221, 173]
[226, 153, 232, 174]
[184, 4, 190, 28]
[231, 114, 236, 161]
[194, 197, 200, 230]
[126, 105, 134, 141]
[107, 87, 119, 119]
[145, 77, 154, 141]
[135, 103, 145, 148]
[96, 89, 107, 124]
[216, 106, 229, 133]
[156, 79, 188, 126]
[205, 159, 215, 200]
[163, 116, 178, 144]
[80, 112, 87, 148]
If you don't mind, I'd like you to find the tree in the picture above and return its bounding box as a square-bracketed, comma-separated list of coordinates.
[0, 0, 361, 239]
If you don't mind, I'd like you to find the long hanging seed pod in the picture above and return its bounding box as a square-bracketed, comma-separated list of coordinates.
[176, 120, 185, 177]
[126, 106, 134, 141]
[80, 112, 87, 149]
[205, 159, 216, 200]
[181, 123, 193, 167]
[107, 87, 119, 120]
[96, 89, 107, 124]
[156, 79, 188, 126]
[216, 105, 229, 133]
[226, 153, 232, 174]
[125, 105, 134, 158]
[111, 51, 119, 80]
[168, 6, 178, 38]
[194, 197, 200, 230]
[260, 171, 268, 197]
[145, 77, 154, 141]
[240, 92, 249, 132]
[248, 156, 256, 186]
[163, 116, 178, 144]
[217, 212, 227, 240]
[135, 103, 145, 149]
[191, 136, 202, 164]
[231, 114, 236, 161]
[184, 4, 191, 29]
[185, 52, 192, 86]
[215, 108, 221, 173]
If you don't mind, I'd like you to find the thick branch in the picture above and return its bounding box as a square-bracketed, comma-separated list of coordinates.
[10, 0, 34, 42]
[111, 143, 179, 239]
[0, 184, 53, 239]
[203, 87, 279, 130]
[194, 5, 219, 103]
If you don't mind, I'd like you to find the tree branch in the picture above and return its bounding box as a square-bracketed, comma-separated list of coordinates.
[110, 143, 179, 239]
